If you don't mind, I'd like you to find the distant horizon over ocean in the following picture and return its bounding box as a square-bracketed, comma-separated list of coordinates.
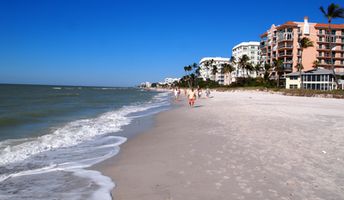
[0, 84, 171, 200]
[0, 82, 139, 88]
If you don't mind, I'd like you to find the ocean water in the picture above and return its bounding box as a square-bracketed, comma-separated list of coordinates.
[0, 84, 171, 200]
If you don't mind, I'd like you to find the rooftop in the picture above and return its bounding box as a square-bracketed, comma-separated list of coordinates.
[232, 41, 260, 50]
[199, 57, 230, 63]
[286, 68, 335, 76]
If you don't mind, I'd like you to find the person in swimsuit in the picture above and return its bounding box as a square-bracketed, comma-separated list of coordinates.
[187, 88, 196, 107]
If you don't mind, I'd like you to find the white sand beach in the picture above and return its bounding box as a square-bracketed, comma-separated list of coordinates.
[96, 91, 344, 200]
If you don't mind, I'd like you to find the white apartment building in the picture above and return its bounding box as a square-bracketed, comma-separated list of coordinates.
[231, 41, 260, 80]
[199, 57, 230, 85]
[159, 77, 180, 85]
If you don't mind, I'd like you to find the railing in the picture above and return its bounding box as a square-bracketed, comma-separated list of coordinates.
[317, 38, 343, 43]
[279, 52, 293, 56]
[283, 64, 292, 70]
[317, 47, 331, 50]
[278, 45, 293, 49]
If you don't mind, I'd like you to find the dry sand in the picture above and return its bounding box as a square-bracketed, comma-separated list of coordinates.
[96, 91, 344, 200]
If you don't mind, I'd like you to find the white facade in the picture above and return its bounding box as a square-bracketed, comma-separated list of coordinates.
[231, 41, 260, 79]
[199, 57, 230, 85]
[159, 77, 180, 85]
[140, 82, 152, 88]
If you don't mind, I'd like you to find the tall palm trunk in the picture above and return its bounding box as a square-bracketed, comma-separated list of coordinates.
[299, 50, 303, 89]
[328, 23, 338, 88]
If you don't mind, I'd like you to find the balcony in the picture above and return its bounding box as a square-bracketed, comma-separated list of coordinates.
[279, 52, 293, 57]
[277, 32, 293, 42]
[317, 32, 336, 36]
[283, 64, 293, 71]
[278, 45, 293, 50]
[317, 38, 344, 44]
[317, 47, 331, 51]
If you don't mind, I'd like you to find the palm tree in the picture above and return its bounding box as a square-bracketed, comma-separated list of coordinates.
[238, 55, 250, 78]
[263, 63, 272, 81]
[273, 59, 284, 88]
[253, 63, 262, 77]
[192, 63, 198, 70]
[230, 56, 236, 64]
[245, 62, 254, 77]
[212, 65, 218, 81]
[312, 60, 320, 69]
[183, 65, 193, 88]
[320, 3, 344, 88]
[298, 37, 314, 89]
[183, 66, 189, 76]
[222, 63, 235, 85]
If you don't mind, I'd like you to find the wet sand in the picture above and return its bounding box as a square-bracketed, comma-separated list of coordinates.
[96, 91, 344, 200]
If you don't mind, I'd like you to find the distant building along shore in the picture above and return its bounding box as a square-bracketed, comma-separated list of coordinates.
[197, 16, 344, 90]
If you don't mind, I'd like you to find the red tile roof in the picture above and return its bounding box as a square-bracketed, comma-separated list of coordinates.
[276, 21, 298, 30]
[315, 23, 344, 29]
[260, 32, 268, 38]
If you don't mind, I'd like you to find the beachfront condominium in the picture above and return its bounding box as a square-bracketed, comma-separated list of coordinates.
[260, 17, 344, 88]
[199, 57, 230, 85]
[231, 41, 260, 81]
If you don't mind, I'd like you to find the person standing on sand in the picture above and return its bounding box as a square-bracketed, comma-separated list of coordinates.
[205, 87, 210, 98]
[187, 88, 197, 107]
[197, 86, 202, 98]
[174, 87, 179, 101]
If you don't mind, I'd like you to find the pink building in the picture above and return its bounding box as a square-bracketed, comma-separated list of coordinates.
[260, 17, 344, 74]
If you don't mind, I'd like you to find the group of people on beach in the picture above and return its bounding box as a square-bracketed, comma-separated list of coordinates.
[173, 86, 211, 107]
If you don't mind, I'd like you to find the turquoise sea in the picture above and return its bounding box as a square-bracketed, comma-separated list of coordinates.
[0, 84, 171, 200]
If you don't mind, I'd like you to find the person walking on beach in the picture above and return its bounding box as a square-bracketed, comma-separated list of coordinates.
[187, 88, 197, 107]
[205, 87, 211, 98]
[174, 87, 179, 101]
[197, 86, 202, 99]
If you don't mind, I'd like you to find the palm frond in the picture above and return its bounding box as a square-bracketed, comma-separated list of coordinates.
[320, 6, 328, 17]
[333, 8, 344, 18]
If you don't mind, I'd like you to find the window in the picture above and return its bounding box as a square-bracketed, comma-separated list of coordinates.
[290, 84, 298, 89]
[290, 76, 298, 80]
[319, 29, 323, 34]
[316, 84, 320, 90]
[316, 75, 320, 82]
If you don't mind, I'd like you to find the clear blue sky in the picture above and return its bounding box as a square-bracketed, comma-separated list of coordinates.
[0, 0, 341, 86]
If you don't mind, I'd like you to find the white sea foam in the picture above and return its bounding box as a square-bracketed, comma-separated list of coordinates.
[0, 91, 171, 200]
[0, 92, 169, 167]
[52, 87, 62, 90]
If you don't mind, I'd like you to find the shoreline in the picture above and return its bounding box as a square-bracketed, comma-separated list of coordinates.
[95, 91, 344, 200]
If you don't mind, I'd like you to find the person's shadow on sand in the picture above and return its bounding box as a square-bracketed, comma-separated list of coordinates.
[193, 105, 203, 108]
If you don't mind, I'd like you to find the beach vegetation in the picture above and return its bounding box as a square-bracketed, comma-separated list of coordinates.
[320, 3, 344, 87]
[272, 59, 284, 88]
[296, 37, 314, 89]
